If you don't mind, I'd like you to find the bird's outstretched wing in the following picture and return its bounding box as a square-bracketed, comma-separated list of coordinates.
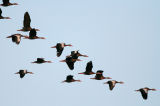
[3, 0, 9, 5]
[85, 61, 93, 73]
[23, 12, 31, 28]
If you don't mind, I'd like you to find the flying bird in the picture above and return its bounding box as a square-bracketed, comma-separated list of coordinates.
[90, 70, 111, 80]
[15, 70, 33, 78]
[17, 12, 39, 31]
[79, 61, 95, 75]
[62, 75, 81, 83]
[135, 87, 156, 100]
[0, 0, 18, 6]
[6, 34, 24, 44]
[0, 8, 10, 19]
[69, 50, 88, 60]
[51, 43, 72, 57]
[60, 56, 81, 70]
[104, 80, 124, 90]
[23, 28, 45, 39]
[32, 58, 52, 64]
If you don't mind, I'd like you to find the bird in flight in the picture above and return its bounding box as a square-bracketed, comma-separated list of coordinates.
[17, 12, 39, 31]
[15, 70, 33, 78]
[104, 80, 124, 90]
[79, 61, 95, 75]
[6, 34, 24, 44]
[23, 28, 45, 39]
[62, 75, 81, 83]
[135, 87, 156, 100]
[51, 43, 72, 57]
[90, 70, 112, 80]
[31, 58, 52, 64]
[69, 50, 88, 59]
[60, 56, 81, 70]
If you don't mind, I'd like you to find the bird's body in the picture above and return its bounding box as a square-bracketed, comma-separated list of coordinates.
[79, 61, 95, 75]
[104, 80, 124, 90]
[0, 0, 18, 7]
[32, 58, 52, 64]
[60, 56, 81, 70]
[65, 56, 75, 70]
[135, 87, 156, 100]
[23, 28, 45, 39]
[51, 43, 72, 57]
[62, 75, 81, 83]
[7, 34, 23, 44]
[15, 70, 33, 78]
[0, 8, 10, 19]
[90, 70, 111, 80]
[17, 12, 39, 31]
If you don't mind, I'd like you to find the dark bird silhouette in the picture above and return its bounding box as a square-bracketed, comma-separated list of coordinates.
[104, 80, 124, 90]
[69, 50, 88, 59]
[135, 87, 156, 100]
[17, 12, 39, 31]
[32, 58, 52, 64]
[90, 70, 112, 80]
[23, 28, 45, 39]
[0, 0, 18, 6]
[62, 75, 81, 83]
[79, 61, 95, 75]
[15, 70, 33, 78]
[6, 34, 24, 44]
[60, 56, 81, 70]
[0, 8, 10, 19]
[51, 43, 72, 57]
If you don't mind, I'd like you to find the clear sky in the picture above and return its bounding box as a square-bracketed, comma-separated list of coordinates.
[0, 0, 159, 106]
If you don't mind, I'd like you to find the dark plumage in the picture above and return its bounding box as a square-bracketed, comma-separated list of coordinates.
[32, 58, 52, 64]
[51, 43, 72, 57]
[17, 12, 39, 31]
[1, 0, 18, 6]
[65, 56, 75, 70]
[135, 87, 156, 100]
[23, 12, 31, 31]
[79, 61, 95, 75]
[90, 70, 111, 80]
[104, 80, 124, 90]
[15, 70, 33, 78]
[23, 28, 45, 39]
[56, 43, 64, 57]
[6, 34, 23, 44]
[70, 50, 88, 60]
[62, 75, 81, 83]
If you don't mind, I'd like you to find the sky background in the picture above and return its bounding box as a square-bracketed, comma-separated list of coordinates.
[0, 0, 160, 106]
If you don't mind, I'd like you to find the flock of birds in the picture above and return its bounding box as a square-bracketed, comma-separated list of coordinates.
[1, 0, 157, 101]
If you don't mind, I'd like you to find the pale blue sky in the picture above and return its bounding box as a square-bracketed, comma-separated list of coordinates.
[0, 0, 160, 106]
